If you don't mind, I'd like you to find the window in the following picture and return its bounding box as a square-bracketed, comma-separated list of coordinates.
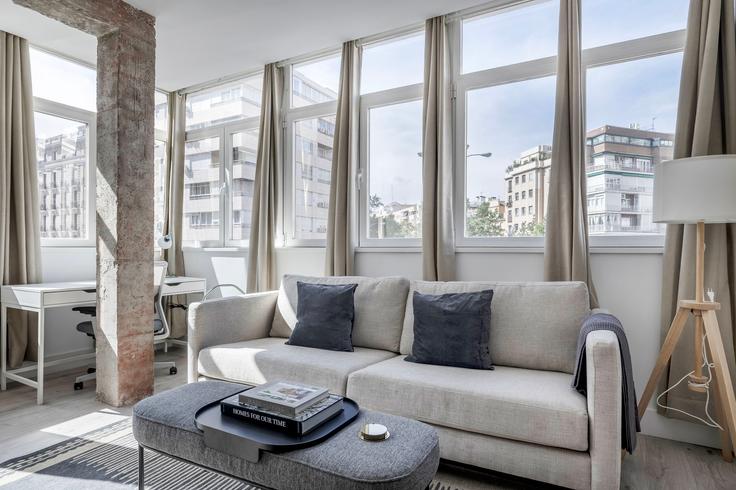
[360, 31, 424, 245]
[34, 112, 90, 241]
[183, 137, 221, 245]
[31, 48, 96, 246]
[184, 76, 262, 247]
[458, 1, 557, 242]
[582, 0, 688, 49]
[230, 129, 259, 241]
[292, 55, 340, 108]
[361, 32, 424, 94]
[365, 100, 423, 240]
[462, 1, 559, 74]
[583, 0, 686, 239]
[285, 54, 340, 244]
[291, 116, 334, 240]
[186, 75, 262, 130]
[154, 139, 167, 239]
[30, 48, 96, 112]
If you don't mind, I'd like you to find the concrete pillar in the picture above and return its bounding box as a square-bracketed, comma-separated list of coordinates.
[14, 0, 156, 406]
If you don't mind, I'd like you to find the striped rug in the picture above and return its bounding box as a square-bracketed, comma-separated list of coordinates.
[0, 419, 467, 489]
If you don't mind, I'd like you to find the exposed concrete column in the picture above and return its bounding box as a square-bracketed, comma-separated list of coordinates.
[14, 0, 156, 406]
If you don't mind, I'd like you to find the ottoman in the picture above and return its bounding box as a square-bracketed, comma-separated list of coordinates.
[132, 381, 439, 489]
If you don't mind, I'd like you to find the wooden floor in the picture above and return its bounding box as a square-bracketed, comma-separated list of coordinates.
[1, 345, 735, 489]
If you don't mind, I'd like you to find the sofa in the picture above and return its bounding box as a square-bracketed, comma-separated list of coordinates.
[187, 275, 622, 490]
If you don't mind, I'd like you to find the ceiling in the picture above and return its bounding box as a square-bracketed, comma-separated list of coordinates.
[0, 0, 490, 91]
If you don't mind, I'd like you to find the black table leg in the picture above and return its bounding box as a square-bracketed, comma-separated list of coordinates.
[138, 445, 144, 490]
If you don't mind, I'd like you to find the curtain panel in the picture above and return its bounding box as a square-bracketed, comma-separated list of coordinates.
[162, 92, 187, 338]
[421, 16, 455, 281]
[325, 41, 361, 276]
[657, 0, 736, 420]
[0, 31, 42, 369]
[247, 63, 283, 292]
[543, 0, 599, 308]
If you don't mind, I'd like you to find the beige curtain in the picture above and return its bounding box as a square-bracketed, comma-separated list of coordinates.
[247, 64, 283, 292]
[1, 32, 41, 369]
[421, 16, 455, 281]
[162, 92, 187, 337]
[543, 0, 599, 308]
[658, 0, 736, 419]
[325, 41, 361, 276]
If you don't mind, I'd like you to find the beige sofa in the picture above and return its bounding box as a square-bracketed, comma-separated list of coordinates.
[188, 275, 622, 490]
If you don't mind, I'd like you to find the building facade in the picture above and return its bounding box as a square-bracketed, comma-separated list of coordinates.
[585, 125, 673, 234]
[504, 145, 551, 236]
[37, 125, 88, 239]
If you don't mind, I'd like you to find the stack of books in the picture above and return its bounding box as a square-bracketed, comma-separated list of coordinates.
[220, 381, 344, 436]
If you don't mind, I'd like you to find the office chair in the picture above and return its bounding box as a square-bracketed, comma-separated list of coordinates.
[73, 261, 177, 390]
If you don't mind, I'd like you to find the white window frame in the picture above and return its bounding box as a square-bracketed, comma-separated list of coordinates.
[182, 77, 262, 249]
[358, 84, 423, 248]
[34, 97, 97, 248]
[357, 28, 425, 248]
[451, 0, 686, 250]
[283, 56, 340, 247]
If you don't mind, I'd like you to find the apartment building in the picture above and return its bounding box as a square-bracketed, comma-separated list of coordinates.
[585, 125, 674, 234]
[504, 145, 551, 236]
[37, 125, 87, 239]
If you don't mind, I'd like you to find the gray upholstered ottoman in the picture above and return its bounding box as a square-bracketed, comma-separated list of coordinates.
[132, 381, 439, 490]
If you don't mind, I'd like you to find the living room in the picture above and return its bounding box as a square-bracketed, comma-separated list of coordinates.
[1, 0, 735, 488]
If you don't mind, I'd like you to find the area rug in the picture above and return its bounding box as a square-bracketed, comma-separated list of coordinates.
[0, 419, 466, 489]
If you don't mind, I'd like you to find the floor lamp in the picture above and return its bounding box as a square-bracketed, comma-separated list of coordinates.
[638, 155, 736, 461]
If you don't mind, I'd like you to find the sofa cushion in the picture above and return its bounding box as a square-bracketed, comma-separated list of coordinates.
[271, 275, 409, 352]
[286, 282, 358, 351]
[347, 355, 588, 451]
[407, 290, 494, 370]
[400, 281, 590, 373]
[198, 337, 397, 396]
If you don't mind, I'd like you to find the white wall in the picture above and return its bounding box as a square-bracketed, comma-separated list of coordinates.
[38, 244, 720, 447]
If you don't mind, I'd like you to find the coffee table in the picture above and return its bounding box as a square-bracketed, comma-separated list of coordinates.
[132, 380, 439, 490]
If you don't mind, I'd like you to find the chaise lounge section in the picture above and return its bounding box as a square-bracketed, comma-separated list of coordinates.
[188, 275, 622, 489]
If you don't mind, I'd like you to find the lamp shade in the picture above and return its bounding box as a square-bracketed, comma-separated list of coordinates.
[653, 155, 736, 224]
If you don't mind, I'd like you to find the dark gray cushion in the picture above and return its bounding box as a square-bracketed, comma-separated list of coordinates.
[286, 282, 358, 352]
[132, 381, 439, 490]
[406, 289, 494, 370]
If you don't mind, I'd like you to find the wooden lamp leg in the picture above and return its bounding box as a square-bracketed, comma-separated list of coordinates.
[689, 221, 708, 391]
[711, 365, 734, 462]
[702, 310, 736, 456]
[638, 307, 691, 418]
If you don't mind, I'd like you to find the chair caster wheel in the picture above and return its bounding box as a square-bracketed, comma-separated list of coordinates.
[74, 382, 84, 391]
[87, 368, 96, 374]
[169, 367, 178, 375]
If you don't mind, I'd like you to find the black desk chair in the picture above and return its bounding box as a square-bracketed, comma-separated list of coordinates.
[73, 261, 177, 390]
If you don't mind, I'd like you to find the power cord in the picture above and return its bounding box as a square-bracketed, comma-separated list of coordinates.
[656, 332, 723, 430]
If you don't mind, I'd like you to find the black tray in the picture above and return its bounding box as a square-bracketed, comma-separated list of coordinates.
[194, 396, 360, 462]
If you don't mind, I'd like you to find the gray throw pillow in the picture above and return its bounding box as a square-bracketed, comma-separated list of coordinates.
[286, 281, 358, 352]
[406, 289, 494, 370]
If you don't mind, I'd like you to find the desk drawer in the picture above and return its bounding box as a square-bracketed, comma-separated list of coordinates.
[162, 280, 206, 296]
[44, 289, 97, 307]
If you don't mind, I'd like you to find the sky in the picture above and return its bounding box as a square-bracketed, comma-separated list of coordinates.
[30, 0, 690, 215]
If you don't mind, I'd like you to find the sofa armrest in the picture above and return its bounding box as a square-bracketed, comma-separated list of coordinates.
[586, 329, 622, 490]
[187, 291, 278, 383]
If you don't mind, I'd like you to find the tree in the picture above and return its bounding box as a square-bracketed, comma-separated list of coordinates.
[466, 201, 505, 237]
[514, 221, 545, 237]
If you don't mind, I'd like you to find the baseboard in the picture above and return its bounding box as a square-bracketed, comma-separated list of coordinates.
[640, 407, 721, 448]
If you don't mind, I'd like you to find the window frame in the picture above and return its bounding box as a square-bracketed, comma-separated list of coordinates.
[183, 114, 261, 249]
[283, 56, 340, 247]
[180, 74, 262, 249]
[34, 97, 97, 248]
[451, 1, 686, 250]
[358, 83, 424, 248]
[356, 27, 425, 248]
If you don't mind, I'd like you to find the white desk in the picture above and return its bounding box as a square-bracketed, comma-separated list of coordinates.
[1, 276, 206, 404]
